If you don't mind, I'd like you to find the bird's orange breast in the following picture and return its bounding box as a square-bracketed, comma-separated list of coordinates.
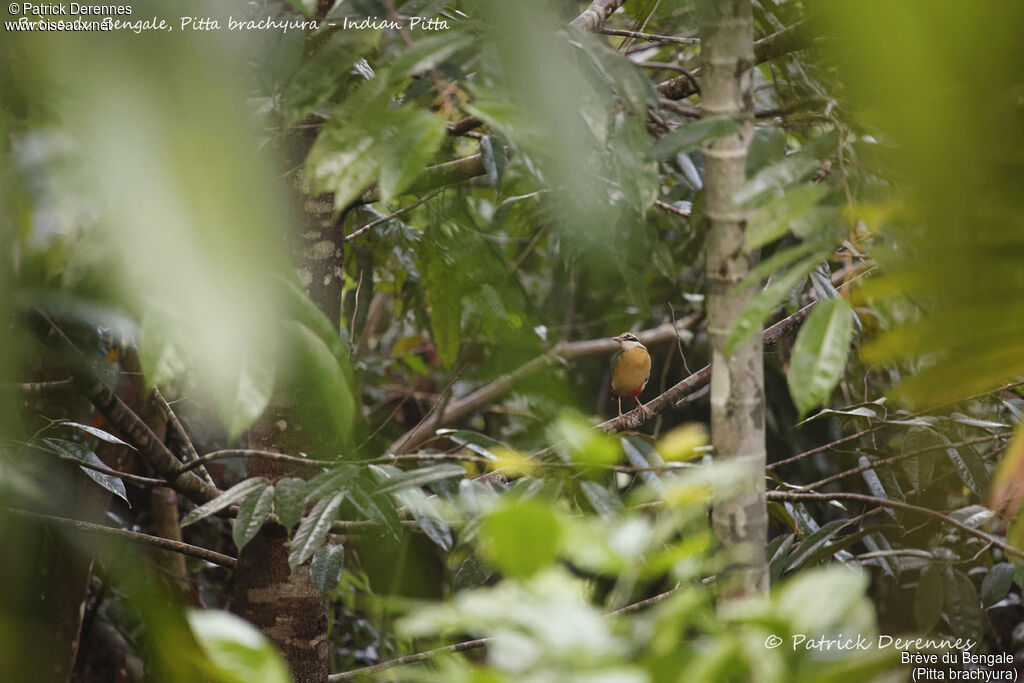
[611, 347, 651, 396]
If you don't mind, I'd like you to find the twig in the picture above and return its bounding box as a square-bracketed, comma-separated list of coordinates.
[16, 439, 167, 486]
[765, 490, 1022, 558]
[654, 199, 692, 217]
[153, 387, 215, 486]
[803, 433, 1007, 491]
[767, 426, 882, 470]
[345, 189, 443, 243]
[7, 508, 237, 568]
[599, 28, 698, 45]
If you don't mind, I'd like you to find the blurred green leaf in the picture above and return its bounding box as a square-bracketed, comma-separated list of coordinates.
[378, 109, 446, 202]
[745, 184, 828, 251]
[420, 240, 462, 367]
[187, 610, 291, 683]
[787, 298, 855, 416]
[480, 498, 563, 578]
[232, 483, 275, 552]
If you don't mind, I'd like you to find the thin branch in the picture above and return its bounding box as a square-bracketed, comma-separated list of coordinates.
[765, 490, 1022, 558]
[153, 387, 215, 486]
[390, 313, 702, 453]
[599, 28, 698, 45]
[345, 189, 444, 243]
[177, 449, 337, 475]
[15, 440, 167, 486]
[7, 508, 237, 568]
[803, 433, 1007, 491]
[598, 303, 815, 433]
[569, 0, 626, 31]
[767, 426, 882, 470]
[447, 117, 482, 136]
[654, 199, 692, 217]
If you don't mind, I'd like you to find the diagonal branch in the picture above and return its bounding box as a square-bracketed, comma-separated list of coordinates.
[8, 508, 237, 568]
[390, 313, 702, 453]
[598, 303, 815, 433]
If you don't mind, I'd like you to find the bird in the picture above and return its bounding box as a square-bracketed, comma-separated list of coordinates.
[610, 332, 651, 418]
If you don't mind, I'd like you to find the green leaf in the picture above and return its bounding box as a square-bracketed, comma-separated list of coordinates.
[387, 33, 473, 84]
[56, 421, 134, 448]
[649, 119, 740, 160]
[232, 483, 275, 552]
[420, 241, 462, 367]
[945, 569, 984, 642]
[479, 498, 562, 578]
[284, 320, 355, 447]
[726, 254, 820, 354]
[940, 435, 989, 497]
[282, 0, 316, 17]
[274, 477, 307, 533]
[981, 562, 1015, 606]
[282, 30, 380, 127]
[784, 519, 850, 572]
[187, 609, 291, 683]
[745, 184, 829, 251]
[220, 355, 276, 442]
[289, 491, 345, 570]
[44, 438, 129, 505]
[734, 130, 838, 208]
[480, 135, 508, 187]
[181, 478, 268, 528]
[787, 298, 855, 416]
[378, 109, 446, 202]
[914, 564, 945, 631]
[310, 544, 345, 597]
[373, 464, 465, 496]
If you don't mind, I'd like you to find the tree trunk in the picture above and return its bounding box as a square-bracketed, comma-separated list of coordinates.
[699, 0, 769, 596]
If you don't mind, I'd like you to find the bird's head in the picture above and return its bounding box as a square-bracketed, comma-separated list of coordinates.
[613, 332, 644, 350]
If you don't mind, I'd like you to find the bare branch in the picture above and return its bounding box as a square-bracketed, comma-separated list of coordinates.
[598, 28, 698, 45]
[8, 508, 237, 568]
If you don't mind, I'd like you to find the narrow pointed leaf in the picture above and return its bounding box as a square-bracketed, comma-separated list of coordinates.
[181, 478, 268, 528]
[289, 491, 345, 570]
[375, 464, 466, 496]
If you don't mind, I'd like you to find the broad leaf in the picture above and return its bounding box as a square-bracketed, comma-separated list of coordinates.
[187, 610, 291, 683]
[479, 499, 562, 578]
[282, 30, 380, 127]
[232, 483, 275, 552]
[787, 297, 855, 416]
[745, 183, 828, 251]
[378, 109, 446, 202]
[420, 240, 462, 367]
[726, 253, 820, 354]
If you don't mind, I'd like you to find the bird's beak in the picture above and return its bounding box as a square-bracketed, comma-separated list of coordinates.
[612, 336, 622, 343]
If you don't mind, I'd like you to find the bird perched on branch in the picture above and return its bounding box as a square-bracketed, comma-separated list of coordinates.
[611, 332, 651, 418]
